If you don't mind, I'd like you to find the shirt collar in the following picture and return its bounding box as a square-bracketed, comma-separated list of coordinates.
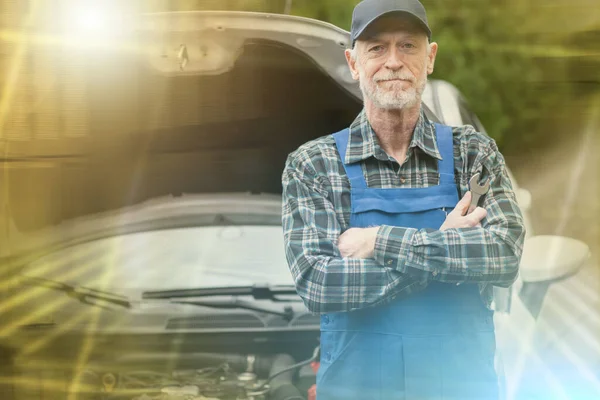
[344, 108, 443, 164]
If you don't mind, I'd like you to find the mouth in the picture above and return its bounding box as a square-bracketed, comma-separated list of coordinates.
[378, 79, 411, 83]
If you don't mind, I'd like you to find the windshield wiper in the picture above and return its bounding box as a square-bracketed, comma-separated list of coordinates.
[20, 276, 131, 309]
[142, 284, 300, 302]
[171, 298, 295, 320]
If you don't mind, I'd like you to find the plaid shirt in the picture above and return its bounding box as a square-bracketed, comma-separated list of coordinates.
[282, 109, 526, 314]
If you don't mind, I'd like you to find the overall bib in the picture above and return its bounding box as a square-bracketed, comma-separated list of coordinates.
[316, 124, 499, 400]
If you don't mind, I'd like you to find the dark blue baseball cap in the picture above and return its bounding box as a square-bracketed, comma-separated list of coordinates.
[351, 0, 432, 47]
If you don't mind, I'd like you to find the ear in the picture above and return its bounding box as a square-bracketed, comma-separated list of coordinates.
[426, 42, 438, 75]
[344, 48, 360, 81]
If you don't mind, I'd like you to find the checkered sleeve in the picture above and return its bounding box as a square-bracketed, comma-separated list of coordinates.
[373, 139, 526, 287]
[282, 151, 427, 314]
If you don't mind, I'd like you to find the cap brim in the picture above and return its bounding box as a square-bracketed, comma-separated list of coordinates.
[353, 10, 432, 45]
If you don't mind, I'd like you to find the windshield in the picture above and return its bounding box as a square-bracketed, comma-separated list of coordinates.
[21, 225, 293, 298]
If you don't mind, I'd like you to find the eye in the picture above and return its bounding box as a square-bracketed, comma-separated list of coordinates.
[403, 43, 416, 49]
[368, 45, 384, 52]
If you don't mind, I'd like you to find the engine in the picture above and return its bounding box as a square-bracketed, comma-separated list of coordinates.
[80, 363, 270, 400]
[72, 352, 314, 400]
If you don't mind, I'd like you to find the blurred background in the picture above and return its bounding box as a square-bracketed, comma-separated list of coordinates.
[0, 1, 598, 399]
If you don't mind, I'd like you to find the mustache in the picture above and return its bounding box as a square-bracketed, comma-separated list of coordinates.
[374, 73, 415, 83]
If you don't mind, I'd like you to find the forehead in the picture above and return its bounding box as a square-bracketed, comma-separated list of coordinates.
[359, 14, 427, 43]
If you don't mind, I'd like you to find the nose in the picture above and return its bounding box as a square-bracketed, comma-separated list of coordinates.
[383, 47, 405, 70]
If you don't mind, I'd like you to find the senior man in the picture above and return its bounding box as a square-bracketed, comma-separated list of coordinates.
[282, 0, 525, 398]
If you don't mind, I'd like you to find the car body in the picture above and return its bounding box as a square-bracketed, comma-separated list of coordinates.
[0, 10, 591, 400]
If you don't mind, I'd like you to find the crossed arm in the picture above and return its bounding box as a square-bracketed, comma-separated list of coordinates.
[282, 147, 526, 314]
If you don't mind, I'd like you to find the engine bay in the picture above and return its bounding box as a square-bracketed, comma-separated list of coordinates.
[85, 365, 271, 400]
[10, 349, 318, 400]
[80, 352, 316, 400]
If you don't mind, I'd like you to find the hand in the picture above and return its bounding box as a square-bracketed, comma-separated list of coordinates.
[338, 227, 379, 259]
[439, 191, 487, 231]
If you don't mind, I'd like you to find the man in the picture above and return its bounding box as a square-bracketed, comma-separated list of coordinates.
[282, 0, 526, 398]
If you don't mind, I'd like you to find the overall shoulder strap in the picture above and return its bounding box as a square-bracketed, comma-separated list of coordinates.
[332, 129, 367, 189]
[434, 123, 456, 185]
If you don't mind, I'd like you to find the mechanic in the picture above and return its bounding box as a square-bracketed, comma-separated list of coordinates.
[281, 0, 526, 398]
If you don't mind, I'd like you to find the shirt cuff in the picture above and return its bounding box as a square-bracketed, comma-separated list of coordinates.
[374, 225, 441, 281]
[374, 225, 417, 269]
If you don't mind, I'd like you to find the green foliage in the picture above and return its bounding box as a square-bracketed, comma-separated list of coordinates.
[289, 0, 360, 29]
[421, 0, 571, 148]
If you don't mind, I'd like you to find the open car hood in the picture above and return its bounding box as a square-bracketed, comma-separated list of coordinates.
[1, 11, 439, 252]
[138, 11, 360, 96]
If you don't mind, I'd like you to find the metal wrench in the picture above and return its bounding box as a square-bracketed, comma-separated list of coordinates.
[468, 172, 490, 213]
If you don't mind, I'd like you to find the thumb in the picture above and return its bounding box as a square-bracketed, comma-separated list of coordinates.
[452, 191, 471, 216]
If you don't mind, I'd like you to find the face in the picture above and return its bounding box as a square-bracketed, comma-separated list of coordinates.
[346, 16, 438, 110]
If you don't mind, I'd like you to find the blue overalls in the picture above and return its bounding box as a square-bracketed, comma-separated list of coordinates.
[316, 124, 499, 400]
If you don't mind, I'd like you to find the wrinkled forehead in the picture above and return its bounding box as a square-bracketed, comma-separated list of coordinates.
[357, 14, 429, 45]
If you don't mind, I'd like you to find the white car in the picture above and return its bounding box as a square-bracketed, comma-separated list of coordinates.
[422, 80, 594, 399]
[0, 10, 592, 400]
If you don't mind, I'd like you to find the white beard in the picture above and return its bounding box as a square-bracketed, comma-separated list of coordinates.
[359, 67, 427, 110]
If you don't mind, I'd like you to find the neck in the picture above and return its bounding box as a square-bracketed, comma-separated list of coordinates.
[365, 101, 421, 162]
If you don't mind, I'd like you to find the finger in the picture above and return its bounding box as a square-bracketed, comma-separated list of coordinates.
[467, 207, 487, 225]
[337, 228, 352, 243]
[467, 203, 477, 215]
[451, 191, 471, 216]
[338, 230, 357, 257]
[475, 206, 488, 218]
[338, 239, 350, 257]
